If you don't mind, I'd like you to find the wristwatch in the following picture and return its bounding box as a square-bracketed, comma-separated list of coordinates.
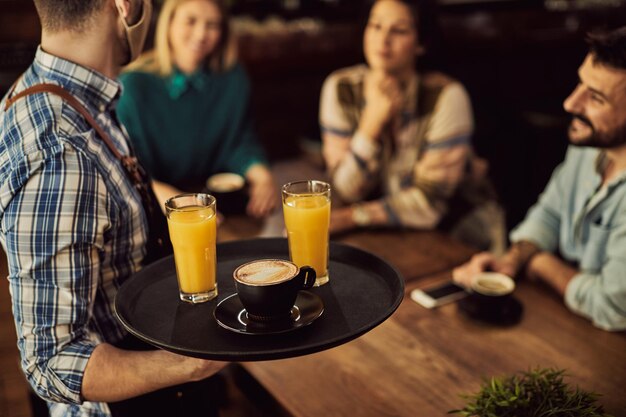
[351, 204, 372, 227]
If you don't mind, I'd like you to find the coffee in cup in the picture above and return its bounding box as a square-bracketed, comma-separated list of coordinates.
[205, 173, 248, 215]
[468, 272, 515, 314]
[233, 259, 316, 321]
[458, 272, 521, 324]
[471, 272, 515, 297]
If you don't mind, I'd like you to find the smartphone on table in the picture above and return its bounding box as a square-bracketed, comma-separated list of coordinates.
[410, 281, 468, 309]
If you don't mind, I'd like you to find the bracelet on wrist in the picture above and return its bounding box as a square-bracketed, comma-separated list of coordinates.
[351, 203, 372, 227]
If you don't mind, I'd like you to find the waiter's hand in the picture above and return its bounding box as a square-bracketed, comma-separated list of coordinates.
[82, 343, 230, 402]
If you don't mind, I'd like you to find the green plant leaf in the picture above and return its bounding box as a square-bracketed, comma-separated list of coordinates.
[448, 367, 610, 416]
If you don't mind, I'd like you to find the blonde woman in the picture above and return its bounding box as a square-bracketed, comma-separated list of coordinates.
[320, 0, 504, 251]
[118, 0, 277, 218]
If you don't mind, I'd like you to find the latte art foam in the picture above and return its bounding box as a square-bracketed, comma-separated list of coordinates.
[471, 272, 515, 296]
[235, 260, 297, 285]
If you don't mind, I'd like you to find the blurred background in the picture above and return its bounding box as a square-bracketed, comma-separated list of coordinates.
[2, 0, 626, 230]
[1, 2, 626, 416]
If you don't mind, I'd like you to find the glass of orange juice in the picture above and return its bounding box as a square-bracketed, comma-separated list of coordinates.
[282, 180, 331, 286]
[165, 193, 217, 303]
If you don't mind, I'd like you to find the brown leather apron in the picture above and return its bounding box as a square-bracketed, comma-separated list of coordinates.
[5, 84, 219, 417]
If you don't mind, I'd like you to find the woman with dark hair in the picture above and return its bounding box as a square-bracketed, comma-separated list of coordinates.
[118, 0, 277, 218]
[320, 0, 504, 251]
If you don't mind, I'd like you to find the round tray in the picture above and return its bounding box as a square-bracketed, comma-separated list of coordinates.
[114, 238, 404, 361]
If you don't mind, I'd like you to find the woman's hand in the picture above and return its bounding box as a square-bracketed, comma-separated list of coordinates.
[245, 164, 278, 218]
[359, 72, 403, 141]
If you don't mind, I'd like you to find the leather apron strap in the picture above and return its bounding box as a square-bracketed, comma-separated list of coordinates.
[5, 82, 172, 264]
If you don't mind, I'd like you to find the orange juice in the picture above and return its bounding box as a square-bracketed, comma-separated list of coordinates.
[283, 195, 330, 284]
[167, 205, 217, 298]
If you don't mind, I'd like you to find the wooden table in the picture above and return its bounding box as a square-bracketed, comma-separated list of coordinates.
[215, 158, 625, 415]
[335, 229, 475, 281]
[219, 216, 475, 282]
[220, 157, 475, 281]
[234, 242, 626, 416]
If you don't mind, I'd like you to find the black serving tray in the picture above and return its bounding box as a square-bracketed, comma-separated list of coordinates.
[114, 238, 404, 361]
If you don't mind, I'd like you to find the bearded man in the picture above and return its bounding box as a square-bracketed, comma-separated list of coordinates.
[453, 27, 626, 331]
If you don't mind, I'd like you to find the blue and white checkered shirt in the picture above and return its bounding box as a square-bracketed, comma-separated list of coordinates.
[0, 47, 148, 417]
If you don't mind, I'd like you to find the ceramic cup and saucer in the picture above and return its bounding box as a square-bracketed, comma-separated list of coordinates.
[214, 290, 324, 335]
[205, 173, 248, 215]
[213, 259, 324, 335]
[458, 272, 523, 325]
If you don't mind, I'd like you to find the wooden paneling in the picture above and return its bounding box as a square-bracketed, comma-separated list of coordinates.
[0, 2, 40, 44]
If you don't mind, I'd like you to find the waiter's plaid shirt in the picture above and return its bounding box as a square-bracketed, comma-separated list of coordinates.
[0, 48, 148, 417]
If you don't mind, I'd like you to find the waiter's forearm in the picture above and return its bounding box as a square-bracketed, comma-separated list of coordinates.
[82, 343, 224, 402]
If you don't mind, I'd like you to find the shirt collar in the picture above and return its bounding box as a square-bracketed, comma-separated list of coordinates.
[595, 150, 626, 187]
[166, 67, 207, 99]
[33, 46, 121, 113]
[595, 150, 608, 174]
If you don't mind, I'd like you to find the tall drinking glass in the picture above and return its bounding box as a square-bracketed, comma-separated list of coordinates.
[282, 180, 331, 286]
[165, 193, 218, 303]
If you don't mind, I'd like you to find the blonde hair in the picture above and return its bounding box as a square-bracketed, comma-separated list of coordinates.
[126, 0, 236, 75]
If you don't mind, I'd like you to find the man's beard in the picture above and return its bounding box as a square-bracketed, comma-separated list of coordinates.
[567, 113, 626, 149]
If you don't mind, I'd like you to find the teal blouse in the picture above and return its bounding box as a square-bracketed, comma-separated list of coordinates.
[117, 64, 266, 189]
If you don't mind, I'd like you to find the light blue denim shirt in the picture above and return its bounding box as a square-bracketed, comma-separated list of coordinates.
[510, 146, 626, 331]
